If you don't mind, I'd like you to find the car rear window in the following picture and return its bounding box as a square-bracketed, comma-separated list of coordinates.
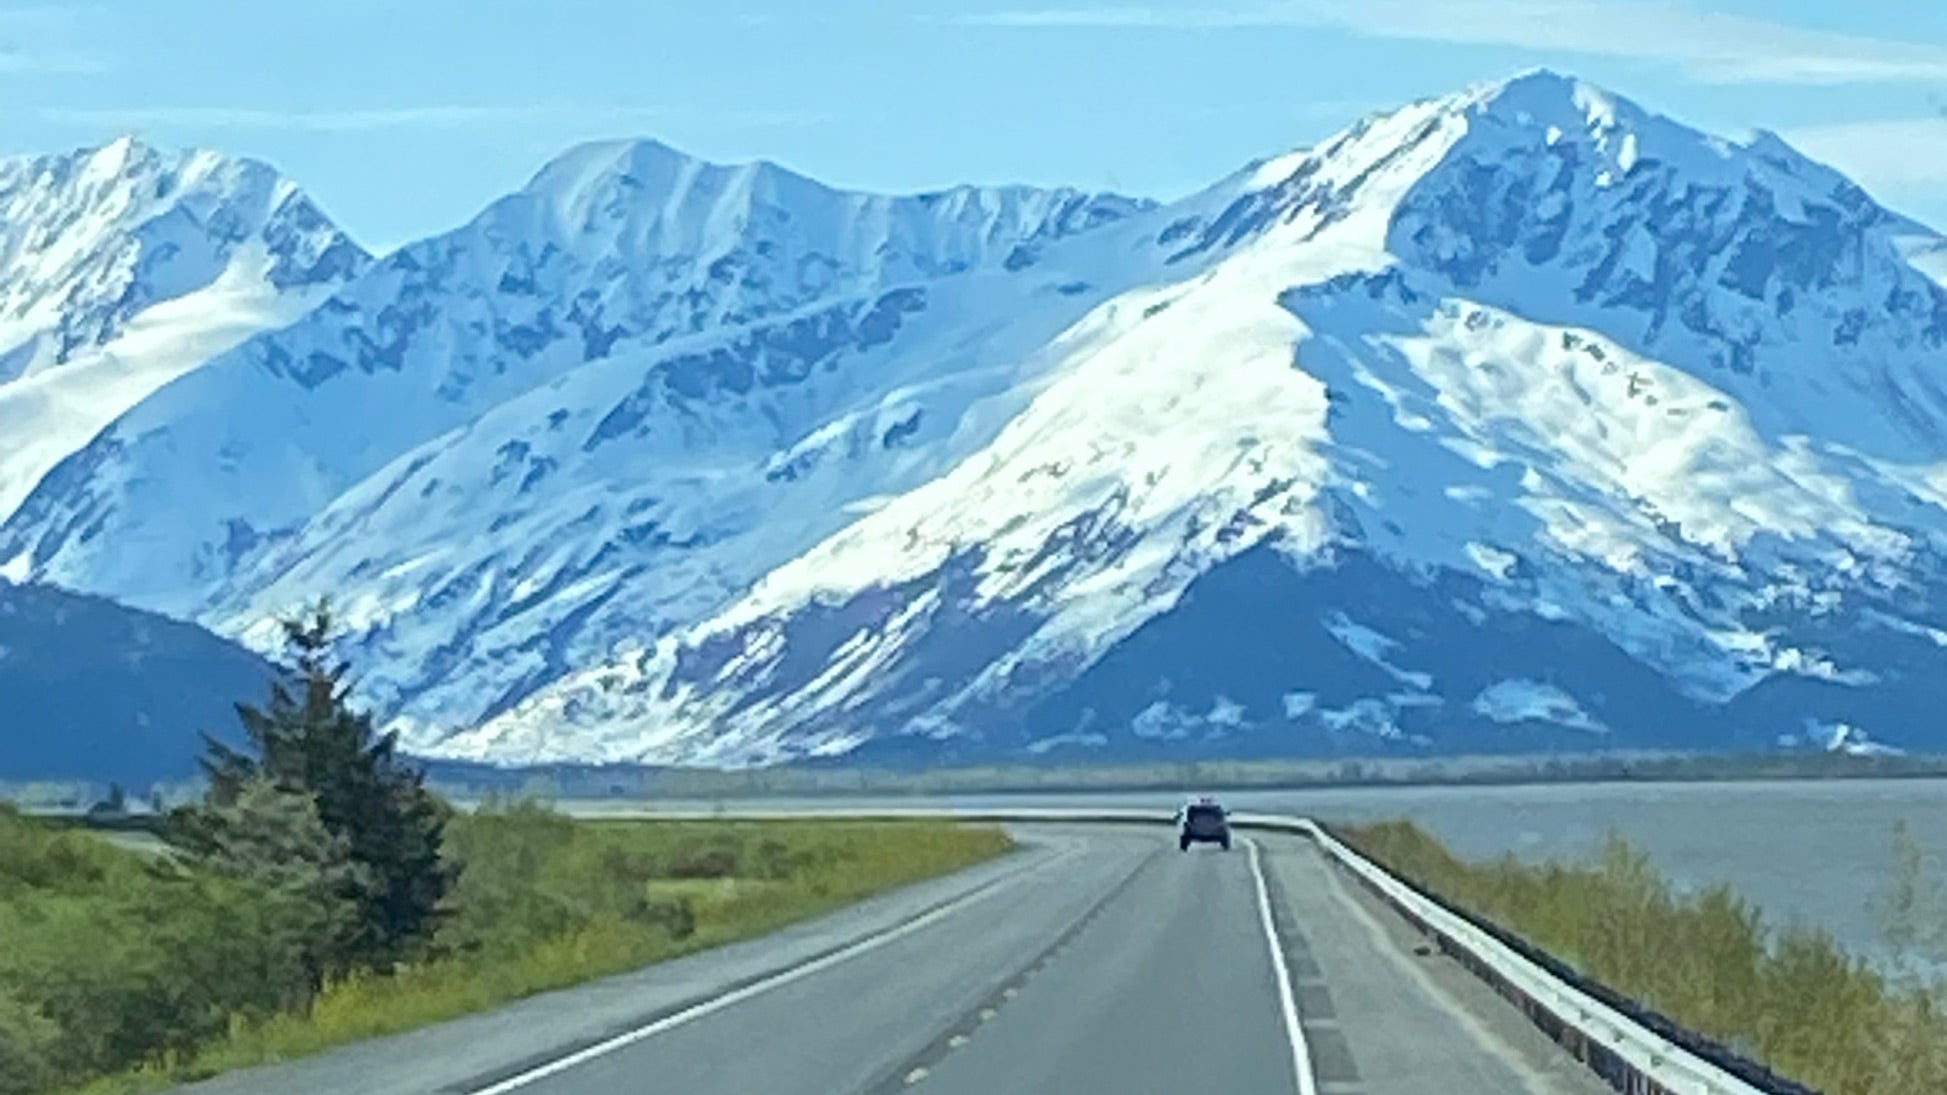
[1186, 805, 1225, 823]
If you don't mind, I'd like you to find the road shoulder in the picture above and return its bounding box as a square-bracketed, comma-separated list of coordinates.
[1260, 835, 1613, 1095]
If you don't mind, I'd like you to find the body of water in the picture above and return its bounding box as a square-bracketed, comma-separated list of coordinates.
[611, 778, 1947, 966]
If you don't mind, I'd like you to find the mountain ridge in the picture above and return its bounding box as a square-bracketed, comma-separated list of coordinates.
[0, 135, 370, 523]
[433, 69, 1947, 765]
[4, 70, 1945, 769]
[0, 135, 1148, 614]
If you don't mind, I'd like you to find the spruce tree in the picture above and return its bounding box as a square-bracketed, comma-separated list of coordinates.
[176, 600, 454, 970]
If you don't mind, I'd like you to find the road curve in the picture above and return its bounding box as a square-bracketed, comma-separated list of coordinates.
[174, 824, 1612, 1095]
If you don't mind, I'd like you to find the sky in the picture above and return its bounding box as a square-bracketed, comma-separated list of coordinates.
[2, 0, 1945, 251]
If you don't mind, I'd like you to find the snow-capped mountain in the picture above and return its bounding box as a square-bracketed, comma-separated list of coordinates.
[7, 70, 1947, 767]
[0, 136, 369, 522]
[0, 578, 274, 784]
[438, 71, 1947, 765]
[0, 139, 1146, 612]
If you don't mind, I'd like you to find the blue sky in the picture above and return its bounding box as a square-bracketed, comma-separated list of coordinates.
[4, 0, 1945, 250]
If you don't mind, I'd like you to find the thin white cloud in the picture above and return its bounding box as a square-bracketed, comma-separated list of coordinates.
[1784, 117, 1947, 188]
[0, 4, 106, 73]
[36, 104, 834, 132]
[952, 0, 1947, 86]
[963, 5, 1295, 27]
[37, 105, 671, 132]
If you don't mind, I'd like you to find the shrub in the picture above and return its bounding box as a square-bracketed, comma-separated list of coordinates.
[1338, 820, 1947, 1095]
[0, 987, 59, 1095]
[0, 811, 316, 1089]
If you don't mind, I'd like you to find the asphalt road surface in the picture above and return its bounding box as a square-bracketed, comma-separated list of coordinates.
[177, 825, 1613, 1095]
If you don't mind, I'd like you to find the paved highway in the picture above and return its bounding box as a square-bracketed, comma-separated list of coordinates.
[177, 825, 1613, 1095]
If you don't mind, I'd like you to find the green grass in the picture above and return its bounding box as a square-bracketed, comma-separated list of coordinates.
[1337, 819, 1947, 1095]
[0, 802, 1010, 1095]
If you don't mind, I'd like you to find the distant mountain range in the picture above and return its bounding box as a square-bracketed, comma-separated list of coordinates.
[2, 69, 1942, 773]
[0, 578, 271, 784]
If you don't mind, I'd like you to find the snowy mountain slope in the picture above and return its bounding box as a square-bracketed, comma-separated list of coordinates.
[437, 71, 1947, 766]
[0, 137, 368, 521]
[8, 70, 1945, 768]
[0, 138, 1146, 615]
[194, 158, 1279, 740]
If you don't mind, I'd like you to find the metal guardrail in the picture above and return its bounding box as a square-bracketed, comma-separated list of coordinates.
[611, 805, 1812, 1095]
[1277, 817, 1817, 1095]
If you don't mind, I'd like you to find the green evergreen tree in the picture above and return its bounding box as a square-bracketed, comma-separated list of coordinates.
[174, 600, 454, 971]
[177, 774, 370, 988]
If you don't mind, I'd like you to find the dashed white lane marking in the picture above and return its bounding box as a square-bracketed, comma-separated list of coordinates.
[1249, 838, 1320, 1095]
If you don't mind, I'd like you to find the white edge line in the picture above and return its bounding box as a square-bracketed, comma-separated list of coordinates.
[1249, 838, 1319, 1095]
[468, 842, 1078, 1095]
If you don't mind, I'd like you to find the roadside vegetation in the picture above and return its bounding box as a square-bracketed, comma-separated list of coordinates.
[0, 603, 1010, 1095]
[1338, 820, 1947, 1095]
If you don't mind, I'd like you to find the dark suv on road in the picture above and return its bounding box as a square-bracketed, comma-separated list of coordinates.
[1178, 799, 1232, 851]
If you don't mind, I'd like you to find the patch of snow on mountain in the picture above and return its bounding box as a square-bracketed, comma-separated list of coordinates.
[1321, 612, 1434, 690]
[1472, 679, 1606, 732]
[1318, 698, 1407, 740]
[0, 244, 350, 520]
[1812, 720, 1903, 756]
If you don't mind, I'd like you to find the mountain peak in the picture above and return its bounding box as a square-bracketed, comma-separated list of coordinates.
[83, 131, 152, 170]
[1473, 67, 1602, 107]
[513, 135, 852, 249]
[18, 134, 246, 200]
[0, 136, 369, 518]
[526, 136, 735, 197]
[492, 131, 1146, 287]
[1455, 68, 1660, 150]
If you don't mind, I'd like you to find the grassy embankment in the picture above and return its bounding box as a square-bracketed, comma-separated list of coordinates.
[1338, 820, 1947, 1095]
[0, 801, 1011, 1095]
